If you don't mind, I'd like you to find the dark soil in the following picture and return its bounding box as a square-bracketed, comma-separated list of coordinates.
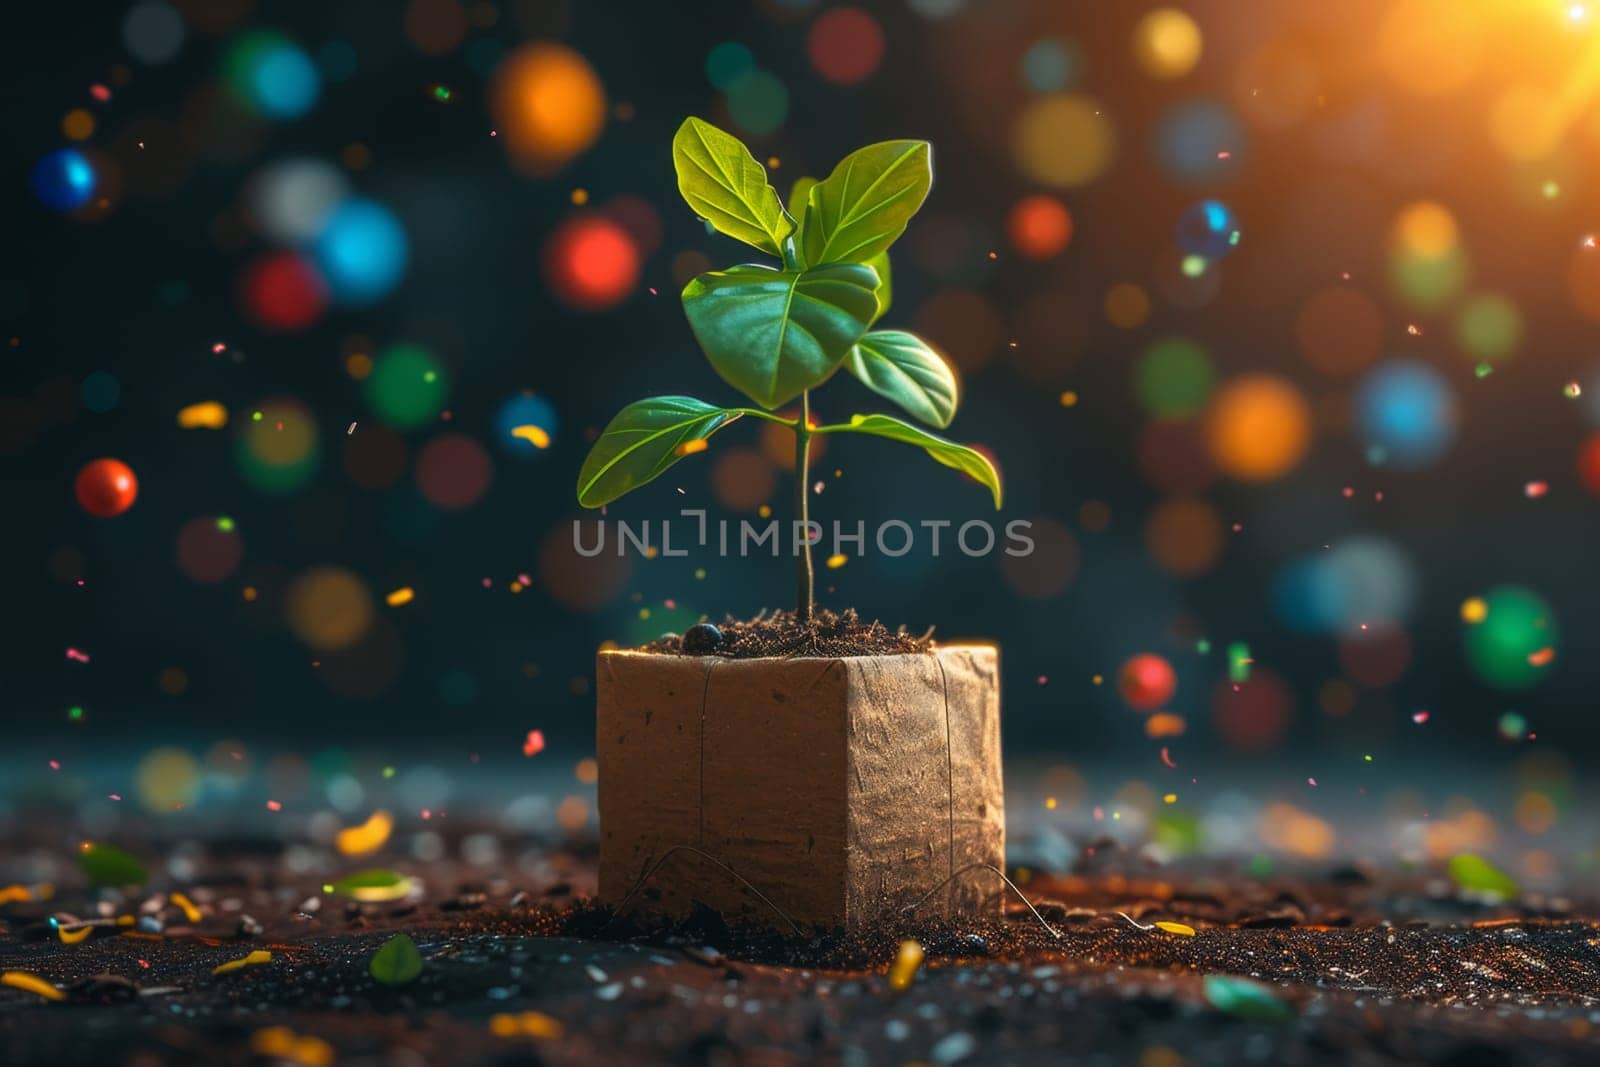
[640, 607, 936, 658]
[5, 836, 1600, 1066]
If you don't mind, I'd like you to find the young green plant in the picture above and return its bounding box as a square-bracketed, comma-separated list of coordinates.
[577, 117, 1001, 621]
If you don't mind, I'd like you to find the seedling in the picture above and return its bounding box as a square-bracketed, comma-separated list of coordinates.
[577, 117, 1001, 620]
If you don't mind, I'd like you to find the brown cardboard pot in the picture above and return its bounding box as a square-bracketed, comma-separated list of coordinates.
[596, 644, 1004, 933]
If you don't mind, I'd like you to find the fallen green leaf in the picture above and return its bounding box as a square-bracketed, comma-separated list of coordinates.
[78, 844, 148, 888]
[1448, 853, 1519, 899]
[328, 869, 415, 902]
[1202, 975, 1293, 1023]
[369, 933, 423, 986]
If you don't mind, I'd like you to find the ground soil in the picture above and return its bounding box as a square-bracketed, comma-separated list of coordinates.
[640, 607, 936, 658]
[3, 834, 1598, 1065]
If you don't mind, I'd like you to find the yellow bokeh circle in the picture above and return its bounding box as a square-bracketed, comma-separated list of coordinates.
[1013, 94, 1116, 188]
[1133, 8, 1202, 79]
[285, 566, 375, 651]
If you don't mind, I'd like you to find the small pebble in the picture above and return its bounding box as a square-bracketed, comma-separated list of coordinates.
[682, 622, 725, 655]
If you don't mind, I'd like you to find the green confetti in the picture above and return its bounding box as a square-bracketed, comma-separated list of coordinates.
[1448, 853, 1519, 900]
[78, 844, 148, 887]
[369, 933, 424, 986]
[1227, 642, 1252, 683]
[1203, 975, 1294, 1023]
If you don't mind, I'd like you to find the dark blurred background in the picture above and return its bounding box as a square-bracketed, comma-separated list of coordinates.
[2, 0, 1596, 873]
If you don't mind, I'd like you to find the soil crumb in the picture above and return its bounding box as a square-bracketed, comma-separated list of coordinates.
[641, 607, 934, 658]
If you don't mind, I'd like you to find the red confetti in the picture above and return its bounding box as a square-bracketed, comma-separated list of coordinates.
[522, 729, 546, 757]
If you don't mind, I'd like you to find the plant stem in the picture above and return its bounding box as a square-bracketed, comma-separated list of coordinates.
[795, 390, 814, 623]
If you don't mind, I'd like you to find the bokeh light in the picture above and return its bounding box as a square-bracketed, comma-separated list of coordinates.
[725, 69, 790, 135]
[237, 398, 320, 492]
[1378, 0, 1483, 97]
[1463, 585, 1559, 690]
[806, 6, 885, 85]
[365, 344, 449, 429]
[1213, 669, 1294, 752]
[1006, 195, 1073, 259]
[1204, 375, 1311, 481]
[1145, 497, 1224, 576]
[1020, 37, 1082, 94]
[1132, 8, 1202, 80]
[123, 1, 187, 65]
[1354, 359, 1459, 469]
[1136, 338, 1214, 418]
[711, 447, 777, 511]
[225, 31, 321, 120]
[240, 252, 328, 332]
[249, 158, 347, 243]
[1274, 537, 1418, 634]
[1013, 94, 1115, 188]
[176, 515, 245, 583]
[998, 517, 1079, 599]
[1154, 101, 1244, 183]
[285, 565, 375, 651]
[542, 216, 640, 311]
[1175, 199, 1240, 259]
[31, 148, 96, 213]
[403, 0, 467, 55]
[706, 42, 755, 91]
[314, 198, 409, 305]
[1454, 292, 1521, 364]
[1118, 653, 1176, 711]
[491, 43, 606, 174]
[416, 434, 493, 510]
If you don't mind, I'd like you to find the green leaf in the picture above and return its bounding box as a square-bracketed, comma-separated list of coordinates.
[800, 140, 932, 266]
[865, 251, 892, 320]
[577, 397, 744, 507]
[682, 263, 880, 409]
[820, 413, 1000, 507]
[787, 176, 817, 221]
[1448, 853, 1519, 899]
[845, 331, 957, 428]
[78, 844, 148, 887]
[1202, 976, 1294, 1023]
[673, 117, 795, 257]
[327, 868, 416, 902]
[369, 933, 423, 986]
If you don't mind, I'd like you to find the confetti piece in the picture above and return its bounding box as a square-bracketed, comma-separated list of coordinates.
[1525, 481, 1548, 499]
[522, 729, 546, 757]
[1059, 390, 1078, 407]
[347, 422, 358, 435]
[511, 424, 551, 449]
[212, 950, 272, 976]
[176, 401, 228, 429]
[489, 1011, 564, 1039]
[1412, 709, 1430, 724]
[825, 553, 848, 569]
[1565, 381, 1582, 399]
[888, 939, 924, 990]
[1461, 597, 1488, 623]
[250, 1026, 335, 1067]
[169, 892, 201, 923]
[385, 587, 415, 607]
[1203, 975, 1293, 1022]
[1145, 713, 1186, 739]
[326, 869, 415, 902]
[266, 800, 282, 812]
[1154, 921, 1196, 937]
[66, 647, 90, 663]
[673, 438, 709, 457]
[1162, 793, 1177, 804]
[1528, 646, 1555, 667]
[1159, 746, 1177, 768]
[1307, 777, 1318, 787]
[1, 971, 65, 1001]
[335, 810, 393, 857]
[1227, 642, 1252, 683]
[56, 923, 92, 944]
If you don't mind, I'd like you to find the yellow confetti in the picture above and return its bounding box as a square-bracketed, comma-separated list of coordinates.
[213, 949, 272, 976]
[489, 1011, 564, 1039]
[250, 1026, 335, 1067]
[1162, 793, 1177, 804]
[0, 883, 51, 905]
[385, 587, 415, 608]
[570, 188, 589, 205]
[511, 424, 551, 449]
[1, 971, 65, 1001]
[825, 553, 848, 569]
[674, 438, 709, 456]
[336, 810, 394, 857]
[888, 939, 924, 991]
[56, 924, 93, 944]
[1155, 921, 1196, 937]
[169, 891, 202, 924]
[1059, 390, 1079, 407]
[1461, 596, 1488, 624]
[176, 401, 229, 430]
